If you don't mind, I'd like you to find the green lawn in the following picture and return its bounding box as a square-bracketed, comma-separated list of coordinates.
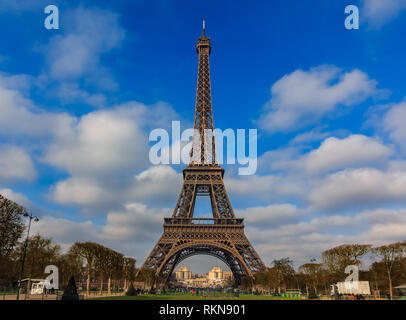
[0, 292, 18, 295]
[90, 293, 304, 300]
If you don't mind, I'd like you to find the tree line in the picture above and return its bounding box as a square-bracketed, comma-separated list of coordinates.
[0, 194, 136, 294]
[251, 242, 406, 298]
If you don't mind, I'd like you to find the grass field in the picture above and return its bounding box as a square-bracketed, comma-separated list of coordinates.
[90, 293, 304, 300]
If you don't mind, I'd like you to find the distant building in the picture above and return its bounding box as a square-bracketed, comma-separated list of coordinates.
[174, 266, 233, 288]
[208, 266, 223, 280]
[208, 267, 234, 281]
[175, 266, 192, 280]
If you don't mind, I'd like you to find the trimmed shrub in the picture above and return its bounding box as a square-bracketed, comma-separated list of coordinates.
[61, 276, 79, 300]
[125, 283, 136, 296]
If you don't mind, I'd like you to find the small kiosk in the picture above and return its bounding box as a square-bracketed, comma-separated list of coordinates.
[20, 278, 47, 295]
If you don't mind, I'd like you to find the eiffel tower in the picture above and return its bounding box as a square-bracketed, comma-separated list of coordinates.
[139, 20, 266, 286]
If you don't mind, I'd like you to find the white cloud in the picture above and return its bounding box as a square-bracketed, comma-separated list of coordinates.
[258, 146, 303, 174]
[0, 72, 185, 214]
[44, 106, 149, 179]
[131, 165, 181, 204]
[360, 223, 406, 243]
[50, 177, 109, 208]
[305, 135, 391, 174]
[31, 216, 99, 245]
[2, 6, 125, 107]
[242, 216, 358, 266]
[44, 6, 124, 81]
[357, 208, 406, 225]
[383, 101, 406, 153]
[389, 160, 406, 172]
[0, 145, 37, 182]
[309, 168, 406, 211]
[101, 203, 168, 242]
[259, 65, 382, 133]
[31, 202, 169, 260]
[49, 165, 181, 212]
[0, 188, 30, 207]
[43, 100, 181, 212]
[362, 0, 406, 28]
[0, 72, 33, 94]
[0, 68, 182, 213]
[290, 127, 331, 144]
[236, 204, 302, 229]
[226, 173, 304, 200]
[54, 82, 107, 107]
[0, 81, 74, 138]
[265, 135, 391, 176]
[33, 6, 125, 106]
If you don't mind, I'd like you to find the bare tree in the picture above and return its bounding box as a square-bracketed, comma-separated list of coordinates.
[69, 242, 101, 295]
[105, 250, 124, 295]
[322, 244, 371, 279]
[136, 268, 158, 290]
[372, 241, 406, 298]
[123, 257, 136, 290]
[14, 233, 61, 279]
[299, 263, 323, 295]
[271, 258, 295, 293]
[0, 194, 26, 258]
[93, 245, 125, 295]
[58, 252, 85, 288]
[0, 194, 27, 283]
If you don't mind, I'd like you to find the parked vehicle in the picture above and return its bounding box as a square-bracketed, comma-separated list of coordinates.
[331, 281, 371, 297]
[30, 280, 46, 295]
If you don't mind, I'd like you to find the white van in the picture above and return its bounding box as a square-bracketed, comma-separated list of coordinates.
[30, 281, 46, 295]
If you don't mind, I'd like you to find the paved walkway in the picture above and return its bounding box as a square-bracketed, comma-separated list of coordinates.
[1, 292, 125, 300]
[1, 294, 58, 300]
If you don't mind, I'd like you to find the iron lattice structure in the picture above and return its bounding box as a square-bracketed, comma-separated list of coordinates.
[139, 21, 266, 286]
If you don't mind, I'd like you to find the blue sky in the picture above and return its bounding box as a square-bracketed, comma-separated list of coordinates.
[1, 0, 406, 272]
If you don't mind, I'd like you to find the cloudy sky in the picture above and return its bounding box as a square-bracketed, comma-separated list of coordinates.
[1, 0, 406, 273]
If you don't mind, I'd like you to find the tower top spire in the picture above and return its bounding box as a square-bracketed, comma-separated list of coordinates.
[196, 19, 211, 54]
[192, 18, 214, 166]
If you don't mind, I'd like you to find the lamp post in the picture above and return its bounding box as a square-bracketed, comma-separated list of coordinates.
[16, 212, 39, 300]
